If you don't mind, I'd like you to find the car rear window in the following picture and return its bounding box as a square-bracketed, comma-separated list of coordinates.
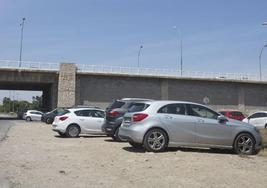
[58, 110, 70, 116]
[128, 103, 150, 113]
[230, 111, 243, 116]
[107, 100, 125, 110]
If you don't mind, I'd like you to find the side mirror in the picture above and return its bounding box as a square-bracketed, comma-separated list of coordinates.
[217, 115, 228, 123]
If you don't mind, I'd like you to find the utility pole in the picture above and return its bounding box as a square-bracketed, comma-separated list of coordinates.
[19, 18, 26, 68]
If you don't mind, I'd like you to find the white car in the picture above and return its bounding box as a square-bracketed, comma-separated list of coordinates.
[24, 110, 43, 121]
[52, 108, 105, 137]
[242, 111, 267, 129]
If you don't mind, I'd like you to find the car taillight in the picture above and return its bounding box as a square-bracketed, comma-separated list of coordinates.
[107, 110, 119, 117]
[132, 113, 148, 122]
[59, 116, 68, 121]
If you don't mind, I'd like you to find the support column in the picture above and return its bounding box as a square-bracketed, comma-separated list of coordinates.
[57, 63, 76, 107]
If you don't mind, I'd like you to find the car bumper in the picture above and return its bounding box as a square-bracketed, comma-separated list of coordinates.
[118, 125, 144, 143]
[102, 121, 121, 136]
[52, 124, 66, 133]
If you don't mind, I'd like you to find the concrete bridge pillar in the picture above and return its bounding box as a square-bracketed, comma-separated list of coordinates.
[57, 63, 76, 107]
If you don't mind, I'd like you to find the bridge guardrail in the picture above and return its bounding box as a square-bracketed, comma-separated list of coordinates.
[0, 60, 59, 71]
[0, 60, 263, 82]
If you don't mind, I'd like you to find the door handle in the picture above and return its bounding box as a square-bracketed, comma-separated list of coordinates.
[97, 120, 102, 123]
[79, 119, 85, 121]
[197, 119, 205, 123]
[164, 115, 173, 120]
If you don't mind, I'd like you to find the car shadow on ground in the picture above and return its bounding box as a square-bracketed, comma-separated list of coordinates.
[122, 146, 235, 155]
[54, 135, 107, 139]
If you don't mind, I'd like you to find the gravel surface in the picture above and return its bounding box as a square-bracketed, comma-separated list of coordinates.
[0, 121, 267, 188]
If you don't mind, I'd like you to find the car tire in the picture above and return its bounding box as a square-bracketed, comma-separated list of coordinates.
[114, 128, 127, 142]
[265, 124, 267, 129]
[234, 133, 256, 155]
[66, 124, 80, 138]
[46, 118, 53, 124]
[143, 128, 168, 152]
[129, 141, 143, 148]
[26, 117, 31, 122]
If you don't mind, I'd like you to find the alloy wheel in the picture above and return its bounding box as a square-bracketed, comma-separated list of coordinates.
[147, 131, 166, 151]
[237, 135, 253, 154]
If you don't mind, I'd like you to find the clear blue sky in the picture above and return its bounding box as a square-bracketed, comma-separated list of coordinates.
[0, 0, 267, 74]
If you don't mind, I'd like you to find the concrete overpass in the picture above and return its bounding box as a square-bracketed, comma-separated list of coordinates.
[0, 60, 267, 113]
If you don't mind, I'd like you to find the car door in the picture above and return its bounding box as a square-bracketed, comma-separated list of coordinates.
[188, 104, 233, 147]
[75, 110, 104, 133]
[157, 103, 196, 145]
[87, 110, 105, 132]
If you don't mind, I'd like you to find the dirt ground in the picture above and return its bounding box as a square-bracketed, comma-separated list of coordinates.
[0, 121, 267, 188]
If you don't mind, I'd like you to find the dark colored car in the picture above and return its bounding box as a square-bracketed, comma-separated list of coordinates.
[219, 110, 246, 121]
[41, 108, 66, 124]
[102, 98, 152, 141]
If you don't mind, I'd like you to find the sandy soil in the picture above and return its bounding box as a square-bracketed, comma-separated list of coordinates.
[0, 121, 267, 188]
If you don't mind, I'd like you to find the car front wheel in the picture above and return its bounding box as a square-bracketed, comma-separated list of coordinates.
[66, 124, 80, 138]
[143, 128, 168, 152]
[234, 133, 256, 155]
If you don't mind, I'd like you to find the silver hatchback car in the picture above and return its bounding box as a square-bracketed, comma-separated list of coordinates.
[119, 101, 262, 155]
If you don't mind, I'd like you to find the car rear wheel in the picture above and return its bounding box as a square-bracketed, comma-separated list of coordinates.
[26, 117, 31, 122]
[265, 124, 267, 129]
[66, 124, 80, 138]
[46, 118, 53, 124]
[143, 128, 168, 152]
[234, 133, 256, 155]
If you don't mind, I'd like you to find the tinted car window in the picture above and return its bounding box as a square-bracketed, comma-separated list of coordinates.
[75, 110, 90, 117]
[189, 104, 219, 119]
[249, 112, 267, 119]
[230, 111, 243, 117]
[58, 110, 70, 116]
[107, 100, 125, 110]
[91, 110, 105, 118]
[128, 103, 150, 113]
[158, 103, 186, 115]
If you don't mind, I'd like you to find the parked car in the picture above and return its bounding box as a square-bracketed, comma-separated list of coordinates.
[25, 110, 43, 121]
[52, 107, 105, 137]
[219, 110, 246, 121]
[102, 98, 152, 141]
[42, 106, 100, 124]
[41, 107, 67, 124]
[242, 111, 267, 129]
[119, 100, 262, 155]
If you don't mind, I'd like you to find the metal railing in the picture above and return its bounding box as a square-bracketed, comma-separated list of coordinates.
[0, 59, 263, 81]
[0, 60, 59, 71]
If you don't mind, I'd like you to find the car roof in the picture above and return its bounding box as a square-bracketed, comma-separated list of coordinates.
[119, 98, 153, 101]
[250, 111, 267, 114]
[67, 107, 104, 112]
[218, 110, 243, 112]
